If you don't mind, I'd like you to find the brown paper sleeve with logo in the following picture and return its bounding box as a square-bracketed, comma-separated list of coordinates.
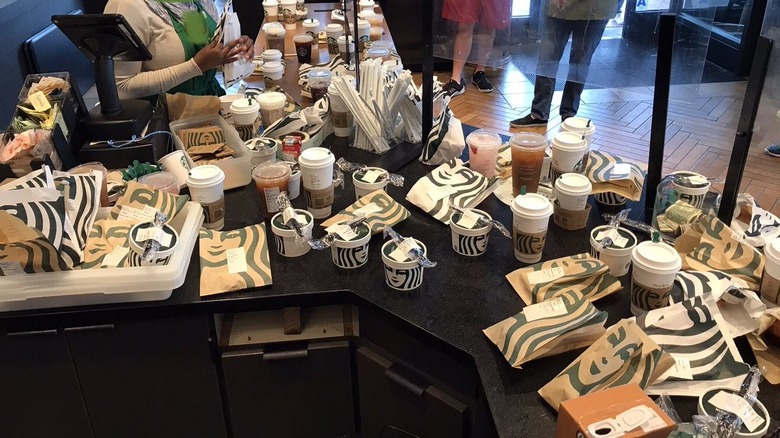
[553, 203, 592, 231]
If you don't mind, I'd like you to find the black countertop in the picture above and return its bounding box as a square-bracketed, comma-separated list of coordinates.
[1, 140, 778, 437]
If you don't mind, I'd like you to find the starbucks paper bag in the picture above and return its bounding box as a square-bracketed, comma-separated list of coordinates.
[583, 150, 646, 202]
[0, 187, 82, 268]
[419, 107, 465, 166]
[674, 215, 764, 290]
[321, 190, 410, 234]
[538, 319, 674, 411]
[747, 307, 780, 384]
[219, 2, 254, 89]
[406, 159, 498, 224]
[672, 270, 765, 337]
[262, 98, 331, 149]
[165, 92, 221, 122]
[53, 170, 102, 250]
[506, 253, 621, 305]
[483, 291, 607, 368]
[199, 224, 272, 296]
[730, 194, 780, 248]
[0, 166, 53, 190]
[80, 219, 136, 269]
[110, 181, 189, 222]
[639, 295, 750, 396]
[0, 210, 67, 273]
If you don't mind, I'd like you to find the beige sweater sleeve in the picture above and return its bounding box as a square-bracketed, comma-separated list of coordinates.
[104, 0, 205, 99]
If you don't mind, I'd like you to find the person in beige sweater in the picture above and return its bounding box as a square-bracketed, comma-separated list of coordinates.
[105, 0, 254, 99]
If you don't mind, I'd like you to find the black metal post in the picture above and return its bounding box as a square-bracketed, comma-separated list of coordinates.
[351, 0, 360, 88]
[645, 13, 676, 223]
[718, 36, 773, 224]
[421, 0, 433, 141]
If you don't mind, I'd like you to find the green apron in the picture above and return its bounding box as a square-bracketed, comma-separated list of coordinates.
[163, 2, 225, 97]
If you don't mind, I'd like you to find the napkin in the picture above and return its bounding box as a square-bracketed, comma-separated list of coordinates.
[583, 150, 646, 202]
[405, 159, 498, 224]
[639, 294, 750, 396]
[110, 181, 190, 223]
[539, 319, 674, 411]
[506, 253, 621, 305]
[674, 215, 764, 290]
[321, 189, 410, 234]
[199, 224, 272, 296]
[483, 290, 608, 369]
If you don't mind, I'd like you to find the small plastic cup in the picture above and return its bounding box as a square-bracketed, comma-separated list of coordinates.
[252, 162, 291, 218]
[271, 209, 314, 257]
[450, 209, 492, 257]
[137, 171, 180, 195]
[264, 22, 287, 53]
[330, 222, 371, 269]
[381, 239, 427, 291]
[307, 68, 331, 102]
[293, 34, 314, 64]
[466, 129, 502, 178]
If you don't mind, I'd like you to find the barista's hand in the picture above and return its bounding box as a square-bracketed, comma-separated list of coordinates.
[193, 38, 246, 71]
[233, 35, 255, 62]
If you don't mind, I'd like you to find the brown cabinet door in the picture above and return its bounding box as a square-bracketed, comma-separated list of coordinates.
[221, 340, 355, 438]
[356, 345, 467, 438]
[0, 329, 93, 438]
[65, 315, 226, 438]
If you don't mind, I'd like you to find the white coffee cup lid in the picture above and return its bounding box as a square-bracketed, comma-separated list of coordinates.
[299, 147, 335, 168]
[357, 19, 370, 28]
[257, 91, 286, 108]
[263, 0, 278, 5]
[338, 35, 355, 43]
[262, 62, 284, 74]
[187, 165, 225, 186]
[554, 173, 592, 195]
[562, 117, 595, 133]
[263, 49, 282, 57]
[303, 18, 320, 25]
[632, 241, 682, 272]
[326, 23, 342, 31]
[219, 94, 243, 103]
[230, 98, 260, 114]
[512, 193, 553, 218]
[552, 132, 587, 150]
[766, 238, 780, 261]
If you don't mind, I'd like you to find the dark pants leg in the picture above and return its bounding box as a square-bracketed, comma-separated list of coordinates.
[531, 17, 573, 120]
[559, 19, 609, 118]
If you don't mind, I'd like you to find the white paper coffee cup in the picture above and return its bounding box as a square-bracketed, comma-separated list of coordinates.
[326, 23, 343, 54]
[186, 165, 226, 230]
[330, 222, 371, 269]
[257, 91, 286, 128]
[288, 167, 301, 200]
[381, 239, 426, 291]
[553, 173, 591, 211]
[219, 94, 244, 118]
[450, 209, 492, 257]
[337, 35, 355, 63]
[511, 193, 553, 263]
[262, 0, 279, 21]
[328, 81, 353, 138]
[466, 129, 502, 178]
[299, 147, 335, 189]
[271, 209, 314, 257]
[302, 19, 320, 45]
[761, 238, 780, 305]
[262, 49, 283, 65]
[353, 167, 388, 200]
[230, 98, 260, 125]
[560, 117, 595, 146]
[630, 241, 682, 315]
[157, 150, 192, 188]
[589, 225, 637, 277]
[551, 131, 588, 174]
[358, 0, 376, 13]
[262, 61, 284, 89]
[280, 0, 297, 28]
[670, 171, 710, 209]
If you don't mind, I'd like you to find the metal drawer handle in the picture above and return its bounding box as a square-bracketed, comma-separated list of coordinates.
[262, 349, 309, 361]
[64, 324, 115, 332]
[6, 329, 58, 337]
[384, 367, 425, 397]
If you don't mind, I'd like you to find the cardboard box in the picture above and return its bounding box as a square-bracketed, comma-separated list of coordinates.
[555, 384, 675, 438]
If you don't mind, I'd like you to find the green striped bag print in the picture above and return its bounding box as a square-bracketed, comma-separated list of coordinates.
[406, 159, 499, 224]
[321, 190, 410, 234]
[507, 253, 621, 305]
[0, 210, 67, 273]
[483, 291, 608, 368]
[110, 181, 190, 222]
[677, 215, 764, 290]
[80, 219, 136, 269]
[539, 319, 675, 411]
[54, 171, 101, 251]
[638, 295, 750, 396]
[583, 150, 646, 202]
[199, 224, 272, 296]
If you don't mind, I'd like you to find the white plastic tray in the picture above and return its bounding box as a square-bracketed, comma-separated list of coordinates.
[169, 115, 252, 190]
[0, 201, 204, 311]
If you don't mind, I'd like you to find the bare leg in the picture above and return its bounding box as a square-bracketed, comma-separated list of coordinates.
[451, 21, 476, 81]
[473, 28, 496, 73]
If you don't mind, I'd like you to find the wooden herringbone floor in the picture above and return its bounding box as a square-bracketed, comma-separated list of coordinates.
[432, 64, 780, 216]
